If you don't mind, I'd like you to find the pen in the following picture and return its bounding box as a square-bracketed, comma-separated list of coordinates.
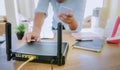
[76, 39, 93, 41]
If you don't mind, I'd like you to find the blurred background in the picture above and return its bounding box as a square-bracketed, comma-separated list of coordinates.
[0, 0, 120, 37]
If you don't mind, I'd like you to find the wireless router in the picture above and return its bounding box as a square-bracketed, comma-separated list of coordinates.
[5, 22, 69, 66]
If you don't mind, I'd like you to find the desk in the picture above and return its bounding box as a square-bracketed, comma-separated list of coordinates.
[0, 30, 120, 70]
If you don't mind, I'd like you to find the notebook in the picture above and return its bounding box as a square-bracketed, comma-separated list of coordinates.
[73, 39, 105, 52]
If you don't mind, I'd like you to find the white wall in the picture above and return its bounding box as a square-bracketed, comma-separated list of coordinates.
[0, 0, 6, 16]
[17, 0, 35, 20]
[84, 0, 103, 18]
[4, 0, 19, 26]
[109, 0, 118, 17]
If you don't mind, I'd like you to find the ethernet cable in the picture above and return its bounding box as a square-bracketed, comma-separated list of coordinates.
[17, 56, 35, 70]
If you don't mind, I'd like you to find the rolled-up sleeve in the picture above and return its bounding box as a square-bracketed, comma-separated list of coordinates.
[35, 0, 50, 15]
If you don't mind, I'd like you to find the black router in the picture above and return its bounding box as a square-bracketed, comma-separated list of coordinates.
[5, 22, 69, 66]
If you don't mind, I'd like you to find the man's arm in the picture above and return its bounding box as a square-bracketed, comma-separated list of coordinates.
[22, 12, 46, 42]
[22, 0, 49, 42]
[33, 12, 46, 34]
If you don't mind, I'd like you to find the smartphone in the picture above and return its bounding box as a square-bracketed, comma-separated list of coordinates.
[59, 6, 73, 14]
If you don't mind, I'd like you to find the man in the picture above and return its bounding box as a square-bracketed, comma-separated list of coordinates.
[22, 0, 86, 42]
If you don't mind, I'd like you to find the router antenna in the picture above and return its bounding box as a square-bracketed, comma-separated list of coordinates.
[5, 22, 12, 61]
[57, 22, 63, 66]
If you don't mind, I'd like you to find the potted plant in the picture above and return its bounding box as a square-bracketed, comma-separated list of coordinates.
[15, 23, 26, 40]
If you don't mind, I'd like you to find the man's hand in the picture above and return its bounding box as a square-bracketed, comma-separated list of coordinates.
[22, 32, 40, 43]
[58, 13, 74, 24]
[22, 12, 45, 43]
[58, 13, 78, 30]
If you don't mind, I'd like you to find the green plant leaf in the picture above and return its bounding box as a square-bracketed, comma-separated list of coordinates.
[16, 23, 26, 33]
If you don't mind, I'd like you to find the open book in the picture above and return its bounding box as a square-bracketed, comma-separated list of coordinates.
[73, 39, 105, 52]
